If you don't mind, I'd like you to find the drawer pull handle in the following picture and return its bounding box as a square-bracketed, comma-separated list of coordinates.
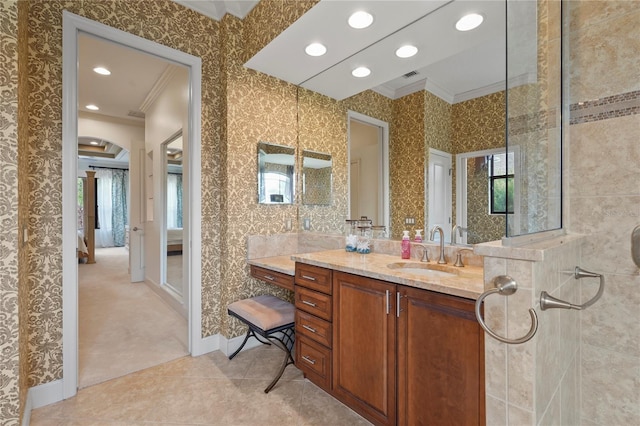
[302, 355, 316, 365]
[302, 324, 317, 333]
[301, 275, 317, 281]
[263, 275, 275, 281]
[302, 300, 317, 307]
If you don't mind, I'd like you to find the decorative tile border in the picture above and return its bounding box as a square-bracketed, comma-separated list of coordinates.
[570, 90, 640, 125]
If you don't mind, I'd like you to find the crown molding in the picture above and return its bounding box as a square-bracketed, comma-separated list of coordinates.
[139, 64, 179, 113]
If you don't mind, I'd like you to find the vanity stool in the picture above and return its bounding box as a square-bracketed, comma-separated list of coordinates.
[227, 294, 296, 393]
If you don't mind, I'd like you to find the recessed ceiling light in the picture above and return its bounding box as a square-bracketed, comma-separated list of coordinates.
[93, 67, 111, 75]
[456, 13, 484, 31]
[90, 141, 99, 146]
[86, 104, 99, 111]
[352, 67, 371, 78]
[305, 42, 327, 57]
[395, 45, 418, 58]
[348, 11, 373, 29]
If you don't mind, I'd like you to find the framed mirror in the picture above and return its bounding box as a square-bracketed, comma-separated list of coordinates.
[257, 142, 295, 204]
[302, 150, 332, 205]
[163, 132, 184, 298]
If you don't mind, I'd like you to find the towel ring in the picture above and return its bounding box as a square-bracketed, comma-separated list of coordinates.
[540, 267, 605, 310]
[475, 275, 538, 345]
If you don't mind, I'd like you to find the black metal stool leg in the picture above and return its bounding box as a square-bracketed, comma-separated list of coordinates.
[228, 329, 254, 360]
[263, 327, 295, 393]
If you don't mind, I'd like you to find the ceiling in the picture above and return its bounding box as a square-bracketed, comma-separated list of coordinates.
[77, 0, 529, 165]
[245, 0, 514, 102]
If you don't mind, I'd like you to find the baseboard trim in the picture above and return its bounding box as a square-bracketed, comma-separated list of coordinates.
[191, 332, 220, 356]
[23, 378, 65, 424]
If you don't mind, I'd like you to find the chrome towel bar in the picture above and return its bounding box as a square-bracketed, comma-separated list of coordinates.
[474, 275, 538, 345]
[540, 266, 605, 311]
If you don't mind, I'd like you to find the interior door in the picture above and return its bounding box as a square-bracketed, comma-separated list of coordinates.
[128, 144, 145, 282]
[427, 149, 452, 242]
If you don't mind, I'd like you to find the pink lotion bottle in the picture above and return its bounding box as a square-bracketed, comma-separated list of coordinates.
[401, 230, 411, 259]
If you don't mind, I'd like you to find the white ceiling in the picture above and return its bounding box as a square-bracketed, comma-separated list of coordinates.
[245, 0, 522, 103]
[173, 0, 259, 20]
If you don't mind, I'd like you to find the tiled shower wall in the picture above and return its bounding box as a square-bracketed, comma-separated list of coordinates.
[567, 1, 640, 425]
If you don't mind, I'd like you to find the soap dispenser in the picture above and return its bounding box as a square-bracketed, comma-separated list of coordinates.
[414, 229, 423, 243]
[401, 230, 411, 259]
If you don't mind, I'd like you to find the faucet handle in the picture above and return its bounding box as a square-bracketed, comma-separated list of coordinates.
[453, 248, 473, 267]
[412, 243, 430, 262]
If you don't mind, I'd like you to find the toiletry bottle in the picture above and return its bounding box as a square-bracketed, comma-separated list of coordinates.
[401, 230, 411, 259]
[414, 229, 423, 243]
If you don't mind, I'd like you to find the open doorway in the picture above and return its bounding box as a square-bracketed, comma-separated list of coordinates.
[347, 111, 390, 233]
[62, 12, 203, 398]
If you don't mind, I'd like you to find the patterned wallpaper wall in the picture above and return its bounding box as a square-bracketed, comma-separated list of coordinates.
[0, 2, 21, 423]
[25, 0, 222, 386]
[17, 0, 30, 421]
[451, 91, 506, 241]
[389, 91, 426, 240]
[303, 166, 332, 205]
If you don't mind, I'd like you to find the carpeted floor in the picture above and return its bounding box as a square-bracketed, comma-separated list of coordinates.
[78, 247, 189, 388]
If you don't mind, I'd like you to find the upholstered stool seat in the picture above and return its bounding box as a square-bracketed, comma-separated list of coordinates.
[228, 295, 295, 393]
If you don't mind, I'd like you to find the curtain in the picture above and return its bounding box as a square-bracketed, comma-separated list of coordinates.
[94, 168, 129, 248]
[95, 169, 114, 248]
[167, 174, 178, 228]
[111, 169, 128, 246]
[176, 174, 183, 228]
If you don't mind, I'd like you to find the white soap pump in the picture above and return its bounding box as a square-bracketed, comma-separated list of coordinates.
[414, 229, 423, 242]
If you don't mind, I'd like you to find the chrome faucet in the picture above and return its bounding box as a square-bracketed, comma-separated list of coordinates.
[451, 225, 468, 245]
[429, 225, 447, 264]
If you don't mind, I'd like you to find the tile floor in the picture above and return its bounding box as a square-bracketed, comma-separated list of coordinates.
[30, 345, 372, 425]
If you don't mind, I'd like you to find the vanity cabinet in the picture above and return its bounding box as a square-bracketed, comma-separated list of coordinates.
[294, 263, 333, 391]
[250, 265, 294, 291]
[332, 270, 484, 426]
[332, 272, 397, 426]
[397, 286, 485, 426]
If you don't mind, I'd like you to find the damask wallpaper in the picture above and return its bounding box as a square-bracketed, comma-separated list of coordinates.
[451, 91, 506, 240]
[1, 2, 21, 424]
[25, 0, 222, 387]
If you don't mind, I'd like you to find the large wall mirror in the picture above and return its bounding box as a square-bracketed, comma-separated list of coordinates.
[248, 0, 562, 245]
[257, 142, 295, 204]
[164, 132, 184, 298]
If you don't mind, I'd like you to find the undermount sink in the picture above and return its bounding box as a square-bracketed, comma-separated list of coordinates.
[386, 262, 459, 278]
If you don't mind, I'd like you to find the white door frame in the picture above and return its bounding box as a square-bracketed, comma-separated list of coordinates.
[62, 11, 203, 399]
[427, 148, 452, 242]
[347, 110, 390, 232]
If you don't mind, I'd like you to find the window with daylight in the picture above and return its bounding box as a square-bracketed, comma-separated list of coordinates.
[489, 152, 514, 215]
[263, 172, 293, 204]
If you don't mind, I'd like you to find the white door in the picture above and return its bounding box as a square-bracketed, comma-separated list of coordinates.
[128, 144, 145, 282]
[427, 149, 452, 243]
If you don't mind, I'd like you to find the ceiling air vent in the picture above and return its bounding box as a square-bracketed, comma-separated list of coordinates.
[403, 71, 419, 78]
[127, 110, 145, 119]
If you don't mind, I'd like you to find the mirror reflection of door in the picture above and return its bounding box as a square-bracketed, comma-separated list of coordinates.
[348, 114, 389, 232]
[427, 149, 452, 243]
[164, 133, 184, 299]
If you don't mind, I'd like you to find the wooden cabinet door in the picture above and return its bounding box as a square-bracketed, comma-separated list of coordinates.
[332, 272, 396, 426]
[397, 286, 485, 426]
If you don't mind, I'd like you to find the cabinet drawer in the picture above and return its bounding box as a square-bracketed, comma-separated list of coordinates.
[295, 263, 332, 294]
[296, 310, 332, 348]
[250, 265, 294, 291]
[296, 335, 332, 390]
[295, 286, 332, 321]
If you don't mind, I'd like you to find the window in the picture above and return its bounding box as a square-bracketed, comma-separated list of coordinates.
[489, 152, 514, 214]
[263, 172, 292, 204]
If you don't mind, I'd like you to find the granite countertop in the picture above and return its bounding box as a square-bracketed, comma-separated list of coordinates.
[291, 249, 484, 300]
[248, 255, 296, 276]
